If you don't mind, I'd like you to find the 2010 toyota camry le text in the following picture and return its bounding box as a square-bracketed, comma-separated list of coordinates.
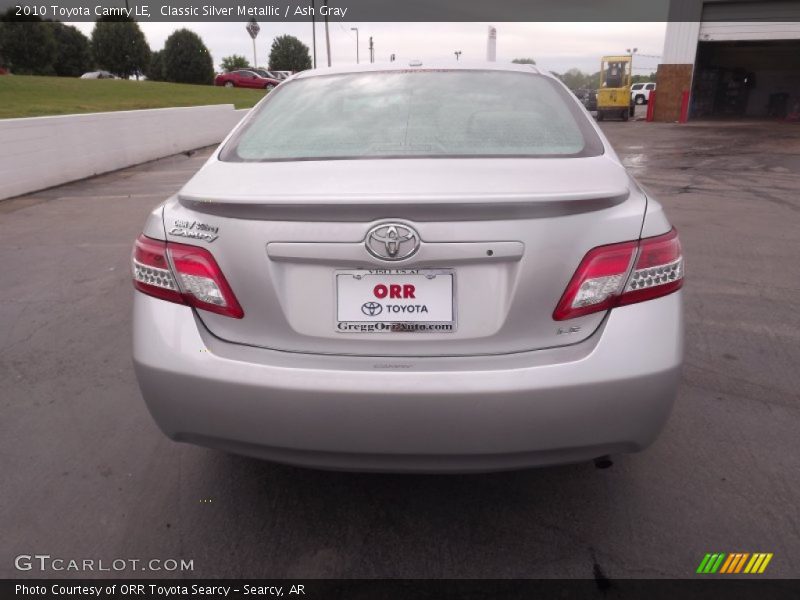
[131, 62, 684, 473]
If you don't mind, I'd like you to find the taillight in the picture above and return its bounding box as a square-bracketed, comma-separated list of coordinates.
[553, 228, 683, 321]
[132, 234, 244, 319]
[132, 235, 185, 305]
[618, 228, 683, 306]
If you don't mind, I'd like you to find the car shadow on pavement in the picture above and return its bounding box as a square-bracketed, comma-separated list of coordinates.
[181, 449, 632, 579]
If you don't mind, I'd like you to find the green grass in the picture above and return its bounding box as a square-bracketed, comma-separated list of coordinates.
[0, 75, 266, 119]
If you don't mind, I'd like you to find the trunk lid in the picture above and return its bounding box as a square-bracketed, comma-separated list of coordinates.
[165, 155, 645, 357]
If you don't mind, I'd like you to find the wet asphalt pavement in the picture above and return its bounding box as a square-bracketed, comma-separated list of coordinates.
[1, 119, 799, 579]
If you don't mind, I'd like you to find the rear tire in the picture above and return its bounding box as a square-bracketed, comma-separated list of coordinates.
[596, 110, 604, 121]
[622, 109, 629, 121]
[224, 81, 234, 88]
[635, 95, 645, 105]
[265, 84, 275, 91]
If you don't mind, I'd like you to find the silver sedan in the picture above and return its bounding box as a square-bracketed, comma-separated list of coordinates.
[132, 62, 683, 472]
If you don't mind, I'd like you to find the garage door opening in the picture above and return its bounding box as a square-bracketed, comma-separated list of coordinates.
[691, 40, 800, 119]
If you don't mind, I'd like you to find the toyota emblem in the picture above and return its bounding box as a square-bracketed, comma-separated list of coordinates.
[365, 223, 420, 261]
[361, 302, 383, 316]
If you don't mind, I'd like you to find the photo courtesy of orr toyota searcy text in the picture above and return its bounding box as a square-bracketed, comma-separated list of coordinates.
[14, 584, 298, 597]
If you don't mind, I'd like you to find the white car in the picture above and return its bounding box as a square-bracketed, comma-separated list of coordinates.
[80, 70, 117, 80]
[631, 82, 656, 105]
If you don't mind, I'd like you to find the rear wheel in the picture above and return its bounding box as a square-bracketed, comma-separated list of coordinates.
[224, 81, 234, 88]
[596, 110, 605, 121]
[622, 109, 629, 121]
[635, 95, 645, 105]
[265, 83, 275, 91]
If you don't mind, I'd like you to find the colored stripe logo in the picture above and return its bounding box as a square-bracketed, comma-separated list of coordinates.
[696, 553, 773, 574]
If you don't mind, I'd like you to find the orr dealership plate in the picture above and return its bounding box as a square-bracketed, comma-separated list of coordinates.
[336, 269, 455, 333]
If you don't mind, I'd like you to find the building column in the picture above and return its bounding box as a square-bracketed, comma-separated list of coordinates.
[655, 20, 701, 121]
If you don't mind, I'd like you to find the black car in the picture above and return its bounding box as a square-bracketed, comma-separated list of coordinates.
[584, 89, 597, 111]
[573, 88, 597, 111]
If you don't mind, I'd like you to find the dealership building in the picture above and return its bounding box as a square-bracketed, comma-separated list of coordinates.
[655, 0, 800, 121]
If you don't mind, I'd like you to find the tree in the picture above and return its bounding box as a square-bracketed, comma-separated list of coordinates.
[632, 72, 657, 84]
[511, 57, 536, 65]
[51, 22, 92, 77]
[91, 16, 150, 78]
[220, 54, 250, 72]
[0, 10, 57, 74]
[268, 35, 311, 72]
[144, 49, 166, 81]
[552, 68, 597, 91]
[163, 29, 214, 85]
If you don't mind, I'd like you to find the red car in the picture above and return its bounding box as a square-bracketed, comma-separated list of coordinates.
[214, 69, 280, 90]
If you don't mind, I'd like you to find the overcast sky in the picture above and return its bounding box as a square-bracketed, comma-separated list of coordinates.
[73, 21, 666, 75]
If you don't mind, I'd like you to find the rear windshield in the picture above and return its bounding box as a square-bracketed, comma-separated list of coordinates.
[220, 70, 603, 161]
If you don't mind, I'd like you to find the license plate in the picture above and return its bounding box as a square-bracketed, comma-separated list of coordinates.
[336, 269, 455, 333]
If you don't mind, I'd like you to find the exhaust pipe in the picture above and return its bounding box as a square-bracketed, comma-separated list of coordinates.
[594, 455, 614, 469]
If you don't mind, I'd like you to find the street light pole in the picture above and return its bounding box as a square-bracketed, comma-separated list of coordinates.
[454, 51, 462, 61]
[351, 27, 359, 63]
[323, 1, 331, 67]
[311, 0, 317, 68]
[369, 36, 374, 63]
[626, 47, 638, 80]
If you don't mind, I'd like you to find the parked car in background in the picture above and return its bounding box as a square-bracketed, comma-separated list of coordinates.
[132, 62, 684, 473]
[573, 88, 598, 111]
[214, 69, 280, 90]
[252, 68, 290, 81]
[572, 88, 588, 101]
[585, 89, 598, 111]
[80, 70, 117, 79]
[631, 82, 656, 105]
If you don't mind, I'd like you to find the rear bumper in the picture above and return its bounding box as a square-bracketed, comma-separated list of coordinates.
[132, 291, 683, 472]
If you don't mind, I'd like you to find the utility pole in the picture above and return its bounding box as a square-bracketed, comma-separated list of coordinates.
[390, 53, 395, 62]
[369, 36, 374, 63]
[454, 50, 462, 61]
[350, 27, 359, 63]
[246, 18, 260, 68]
[311, 0, 317, 68]
[323, 1, 331, 67]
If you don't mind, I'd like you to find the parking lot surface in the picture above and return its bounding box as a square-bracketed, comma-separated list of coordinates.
[1, 120, 799, 579]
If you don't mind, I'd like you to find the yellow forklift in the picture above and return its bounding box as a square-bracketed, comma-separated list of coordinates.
[597, 55, 633, 121]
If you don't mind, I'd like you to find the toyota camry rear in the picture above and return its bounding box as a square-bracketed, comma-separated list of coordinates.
[132, 63, 683, 472]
